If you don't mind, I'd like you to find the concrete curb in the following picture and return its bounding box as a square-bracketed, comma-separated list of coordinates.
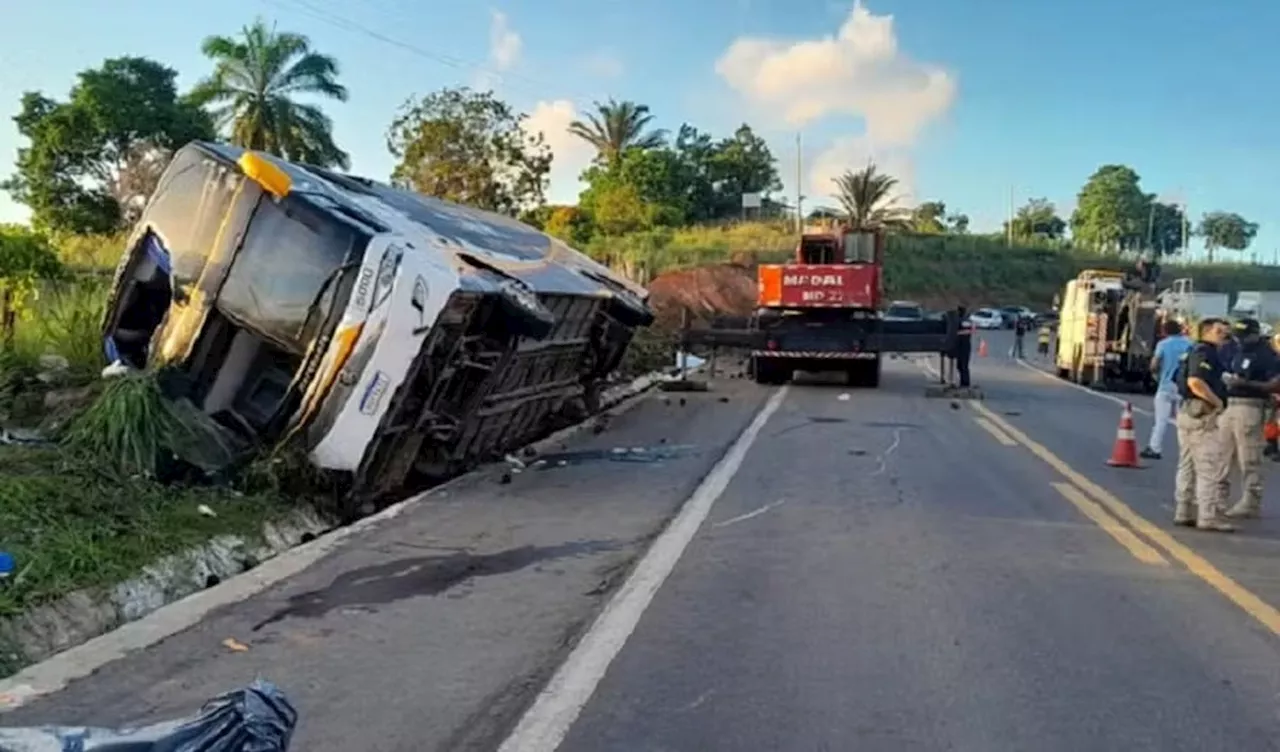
[0, 367, 673, 711]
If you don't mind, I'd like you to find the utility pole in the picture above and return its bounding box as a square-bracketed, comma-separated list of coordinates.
[1181, 201, 1190, 255]
[1006, 185, 1014, 247]
[795, 132, 803, 234]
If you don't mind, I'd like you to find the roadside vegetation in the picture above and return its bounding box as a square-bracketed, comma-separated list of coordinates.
[0, 9, 1275, 671]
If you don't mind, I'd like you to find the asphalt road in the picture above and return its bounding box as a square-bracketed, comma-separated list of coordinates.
[8, 342, 1280, 751]
[553, 345, 1280, 751]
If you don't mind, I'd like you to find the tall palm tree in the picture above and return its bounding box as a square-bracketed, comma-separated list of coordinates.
[568, 99, 667, 166]
[832, 164, 910, 231]
[189, 19, 350, 169]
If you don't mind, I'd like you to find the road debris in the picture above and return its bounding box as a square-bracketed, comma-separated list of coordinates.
[222, 637, 250, 652]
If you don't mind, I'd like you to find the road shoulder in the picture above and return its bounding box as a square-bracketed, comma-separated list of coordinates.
[2, 377, 771, 752]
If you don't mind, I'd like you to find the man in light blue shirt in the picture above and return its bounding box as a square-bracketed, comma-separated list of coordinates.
[1142, 319, 1194, 459]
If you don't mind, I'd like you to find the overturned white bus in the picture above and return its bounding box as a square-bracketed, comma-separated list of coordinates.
[102, 142, 653, 503]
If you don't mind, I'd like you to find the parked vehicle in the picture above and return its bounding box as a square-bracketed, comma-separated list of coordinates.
[883, 300, 925, 321]
[101, 142, 653, 507]
[968, 309, 1004, 329]
[998, 305, 1035, 329]
[1033, 310, 1059, 328]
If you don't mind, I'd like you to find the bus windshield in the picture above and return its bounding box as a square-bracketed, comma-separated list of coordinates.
[217, 195, 364, 351]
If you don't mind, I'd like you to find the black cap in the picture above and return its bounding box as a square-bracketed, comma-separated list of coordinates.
[1234, 318, 1262, 336]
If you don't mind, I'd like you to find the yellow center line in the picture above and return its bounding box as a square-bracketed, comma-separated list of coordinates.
[972, 416, 1017, 446]
[1050, 482, 1169, 566]
[973, 401, 1280, 636]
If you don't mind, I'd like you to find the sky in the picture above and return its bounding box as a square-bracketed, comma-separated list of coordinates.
[1, 0, 1278, 262]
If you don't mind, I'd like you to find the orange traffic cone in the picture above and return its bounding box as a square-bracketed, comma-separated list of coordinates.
[978, 338, 989, 358]
[1106, 402, 1141, 468]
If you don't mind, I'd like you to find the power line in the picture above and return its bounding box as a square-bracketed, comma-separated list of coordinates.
[260, 0, 607, 113]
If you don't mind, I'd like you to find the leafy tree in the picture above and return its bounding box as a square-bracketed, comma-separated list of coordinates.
[1197, 211, 1258, 263]
[669, 123, 780, 221]
[831, 164, 909, 231]
[1070, 165, 1150, 252]
[578, 147, 688, 230]
[911, 201, 947, 233]
[3, 57, 214, 234]
[189, 18, 349, 168]
[1006, 198, 1066, 240]
[946, 212, 970, 234]
[707, 124, 782, 217]
[387, 87, 552, 216]
[568, 99, 666, 166]
[0, 224, 64, 347]
[587, 181, 655, 236]
[543, 205, 594, 246]
[1148, 202, 1188, 256]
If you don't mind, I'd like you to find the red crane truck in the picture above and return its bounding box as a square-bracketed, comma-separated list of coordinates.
[685, 227, 957, 387]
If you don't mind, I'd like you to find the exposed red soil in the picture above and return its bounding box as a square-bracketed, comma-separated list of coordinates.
[645, 264, 758, 328]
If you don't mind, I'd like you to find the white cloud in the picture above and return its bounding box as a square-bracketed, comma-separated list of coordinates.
[808, 135, 916, 209]
[489, 10, 522, 69]
[583, 50, 624, 79]
[716, 1, 954, 203]
[475, 10, 523, 90]
[716, 1, 955, 143]
[524, 100, 595, 204]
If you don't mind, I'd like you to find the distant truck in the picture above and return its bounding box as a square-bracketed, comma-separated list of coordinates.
[1158, 279, 1228, 323]
[1230, 291, 1280, 323]
[1054, 268, 1158, 392]
[684, 227, 957, 387]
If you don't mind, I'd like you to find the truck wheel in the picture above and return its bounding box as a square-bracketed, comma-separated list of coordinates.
[753, 357, 788, 385]
[846, 357, 881, 388]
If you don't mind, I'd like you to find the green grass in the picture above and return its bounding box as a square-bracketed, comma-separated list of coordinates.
[0, 443, 290, 619]
[60, 372, 239, 478]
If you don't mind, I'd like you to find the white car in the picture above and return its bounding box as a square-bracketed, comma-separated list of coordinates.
[968, 309, 1004, 329]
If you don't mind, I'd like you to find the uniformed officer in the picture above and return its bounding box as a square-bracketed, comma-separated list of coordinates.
[954, 305, 974, 387]
[1220, 319, 1280, 519]
[1267, 333, 1280, 460]
[1173, 317, 1234, 531]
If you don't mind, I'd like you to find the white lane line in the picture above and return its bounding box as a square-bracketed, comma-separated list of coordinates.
[712, 498, 788, 528]
[1012, 357, 1152, 416]
[497, 386, 790, 752]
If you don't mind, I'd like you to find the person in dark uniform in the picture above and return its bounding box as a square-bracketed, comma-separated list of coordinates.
[1174, 317, 1234, 531]
[1220, 318, 1280, 519]
[954, 305, 974, 387]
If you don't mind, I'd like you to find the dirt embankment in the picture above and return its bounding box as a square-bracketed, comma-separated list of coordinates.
[645, 264, 759, 328]
[644, 263, 973, 325]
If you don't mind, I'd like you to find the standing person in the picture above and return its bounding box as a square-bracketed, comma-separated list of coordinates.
[1036, 322, 1051, 359]
[1173, 317, 1234, 531]
[1220, 319, 1280, 519]
[1266, 332, 1280, 460]
[1011, 315, 1028, 359]
[1141, 319, 1193, 460]
[955, 306, 974, 388]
